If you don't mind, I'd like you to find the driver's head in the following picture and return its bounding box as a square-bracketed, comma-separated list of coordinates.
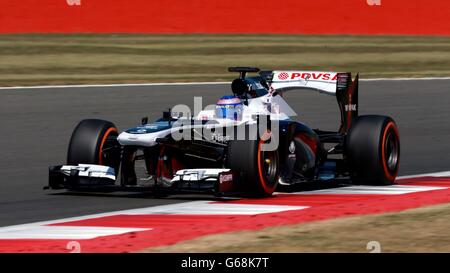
[215, 96, 243, 121]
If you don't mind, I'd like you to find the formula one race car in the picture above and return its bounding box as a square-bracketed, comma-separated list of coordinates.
[47, 67, 400, 197]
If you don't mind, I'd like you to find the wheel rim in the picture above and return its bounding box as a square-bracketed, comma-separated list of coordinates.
[384, 130, 399, 172]
[259, 149, 278, 187]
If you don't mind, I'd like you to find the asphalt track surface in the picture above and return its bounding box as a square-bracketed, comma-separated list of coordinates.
[1, 79, 450, 226]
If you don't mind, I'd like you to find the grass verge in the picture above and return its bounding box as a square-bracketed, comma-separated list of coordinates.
[0, 34, 449, 86]
[142, 203, 450, 253]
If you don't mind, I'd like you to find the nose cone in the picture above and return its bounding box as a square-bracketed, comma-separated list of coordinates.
[117, 131, 132, 145]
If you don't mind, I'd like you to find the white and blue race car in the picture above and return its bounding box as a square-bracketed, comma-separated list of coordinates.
[48, 67, 400, 197]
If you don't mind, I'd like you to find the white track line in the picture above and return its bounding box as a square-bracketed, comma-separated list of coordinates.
[120, 201, 308, 215]
[0, 226, 151, 240]
[0, 82, 229, 90]
[287, 185, 447, 195]
[283, 171, 450, 195]
[397, 171, 450, 179]
[361, 77, 450, 82]
[0, 77, 449, 90]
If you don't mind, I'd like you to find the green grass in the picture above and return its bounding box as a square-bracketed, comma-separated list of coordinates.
[0, 34, 449, 86]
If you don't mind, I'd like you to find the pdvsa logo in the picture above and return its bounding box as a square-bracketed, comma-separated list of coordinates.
[291, 72, 337, 81]
[278, 72, 289, 80]
[67, 0, 81, 6]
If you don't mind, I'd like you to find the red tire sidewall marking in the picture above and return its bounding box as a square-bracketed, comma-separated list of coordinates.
[257, 139, 277, 194]
[381, 121, 399, 181]
[98, 127, 118, 165]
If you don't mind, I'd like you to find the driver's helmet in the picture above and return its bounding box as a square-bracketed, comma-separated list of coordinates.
[215, 95, 243, 121]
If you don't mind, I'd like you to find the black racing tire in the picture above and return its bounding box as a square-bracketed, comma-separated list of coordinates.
[346, 115, 400, 185]
[67, 119, 119, 170]
[227, 127, 279, 197]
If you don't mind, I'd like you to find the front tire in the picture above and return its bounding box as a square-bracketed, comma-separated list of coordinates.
[67, 119, 120, 171]
[346, 115, 400, 185]
[227, 129, 279, 197]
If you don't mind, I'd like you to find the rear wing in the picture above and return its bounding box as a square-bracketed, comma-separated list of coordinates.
[267, 71, 359, 133]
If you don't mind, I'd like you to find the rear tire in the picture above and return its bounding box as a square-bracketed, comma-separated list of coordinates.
[227, 127, 279, 197]
[346, 115, 400, 185]
[67, 119, 120, 171]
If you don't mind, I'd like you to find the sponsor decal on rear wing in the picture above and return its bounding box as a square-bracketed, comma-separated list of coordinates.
[270, 71, 341, 95]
